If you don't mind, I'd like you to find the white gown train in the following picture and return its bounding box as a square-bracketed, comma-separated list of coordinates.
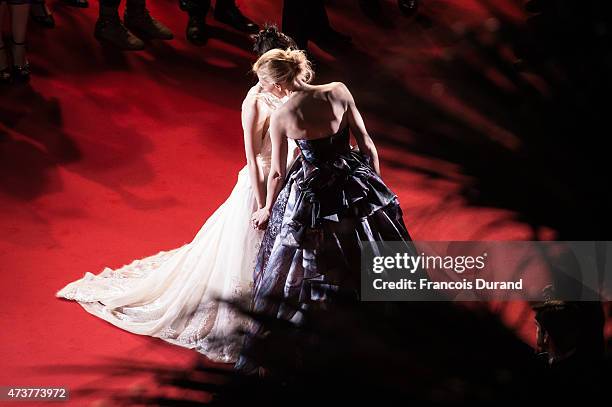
[56, 90, 295, 363]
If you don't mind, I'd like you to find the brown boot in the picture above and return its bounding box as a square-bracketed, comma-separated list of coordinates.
[95, 6, 145, 51]
[124, 0, 174, 40]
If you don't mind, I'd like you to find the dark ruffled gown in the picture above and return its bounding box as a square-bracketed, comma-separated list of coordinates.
[250, 125, 414, 320]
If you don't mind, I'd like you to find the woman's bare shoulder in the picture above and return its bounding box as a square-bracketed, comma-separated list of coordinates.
[322, 82, 351, 104]
[242, 84, 264, 109]
[329, 81, 350, 94]
[248, 83, 262, 95]
[311, 81, 346, 92]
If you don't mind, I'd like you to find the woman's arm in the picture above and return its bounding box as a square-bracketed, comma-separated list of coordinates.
[251, 113, 288, 229]
[264, 114, 288, 210]
[339, 83, 381, 176]
[241, 96, 268, 209]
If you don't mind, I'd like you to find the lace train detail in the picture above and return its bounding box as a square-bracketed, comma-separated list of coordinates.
[55, 164, 264, 363]
[56, 248, 184, 302]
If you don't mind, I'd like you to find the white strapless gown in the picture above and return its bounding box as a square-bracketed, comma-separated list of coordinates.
[56, 91, 296, 363]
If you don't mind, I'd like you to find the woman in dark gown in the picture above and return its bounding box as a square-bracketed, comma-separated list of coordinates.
[238, 48, 414, 370]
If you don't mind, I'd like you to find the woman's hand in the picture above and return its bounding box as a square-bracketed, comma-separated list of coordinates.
[251, 207, 271, 230]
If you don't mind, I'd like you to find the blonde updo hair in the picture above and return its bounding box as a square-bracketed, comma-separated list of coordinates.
[252, 48, 314, 86]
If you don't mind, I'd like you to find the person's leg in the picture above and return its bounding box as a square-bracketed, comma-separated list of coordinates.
[282, 0, 309, 50]
[30, 0, 54, 28]
[307, 0, 351, 46]
[180, 0, 210, 45]
[10, 2, 30, 81]
[63, 0, 89, 8]
[124, 0, 173, 40]
[179, 0, 210, 15]
[0, 4, 6, 55]
[308, 0, 330, 33]
[10, 3, 29, 65]
[95, 0, 145, 51]
[0, 3, 10, 83]
[98, 0, 120, 10]
[214, 0, 258, 33]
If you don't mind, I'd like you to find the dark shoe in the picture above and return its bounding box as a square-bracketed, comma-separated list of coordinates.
[398, 0, 419, 17]
[124, 8, 174, 40]
[213, 4, 258, 33]
[0, 46, 11, 84]
[186, 14, 208, 45]
[12, 63, 30, 84]
[0, 66, 10, 84]
[10, 41, 30, 84]
[30, 3, 55, 28]
[95, 10, 145, 51]
[63, 0, 89, 8]
[179, 0, 210, 12]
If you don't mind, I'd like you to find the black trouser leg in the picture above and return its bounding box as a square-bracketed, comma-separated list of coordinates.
[98, 0, 121, 21]
[308, 0, 331, 35]
[215, 0, 235, 12]
[126, 0, 146, 13]
[100, 0, 121, 9]
[282, 0, 309, 50]
[180, 0, 211, 16]
[282, 0, 331, 49]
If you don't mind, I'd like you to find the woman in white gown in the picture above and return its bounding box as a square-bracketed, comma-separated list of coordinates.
[56, 27, 300, 364]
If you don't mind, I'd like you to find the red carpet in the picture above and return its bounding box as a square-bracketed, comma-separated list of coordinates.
[0, 0, 562, 405]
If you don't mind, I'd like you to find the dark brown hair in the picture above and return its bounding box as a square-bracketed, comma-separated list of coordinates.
[251, 24, 298, 56]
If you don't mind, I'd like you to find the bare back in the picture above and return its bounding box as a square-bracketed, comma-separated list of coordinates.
[266, 80, 381, 180]
[273, 82, 349, 140]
